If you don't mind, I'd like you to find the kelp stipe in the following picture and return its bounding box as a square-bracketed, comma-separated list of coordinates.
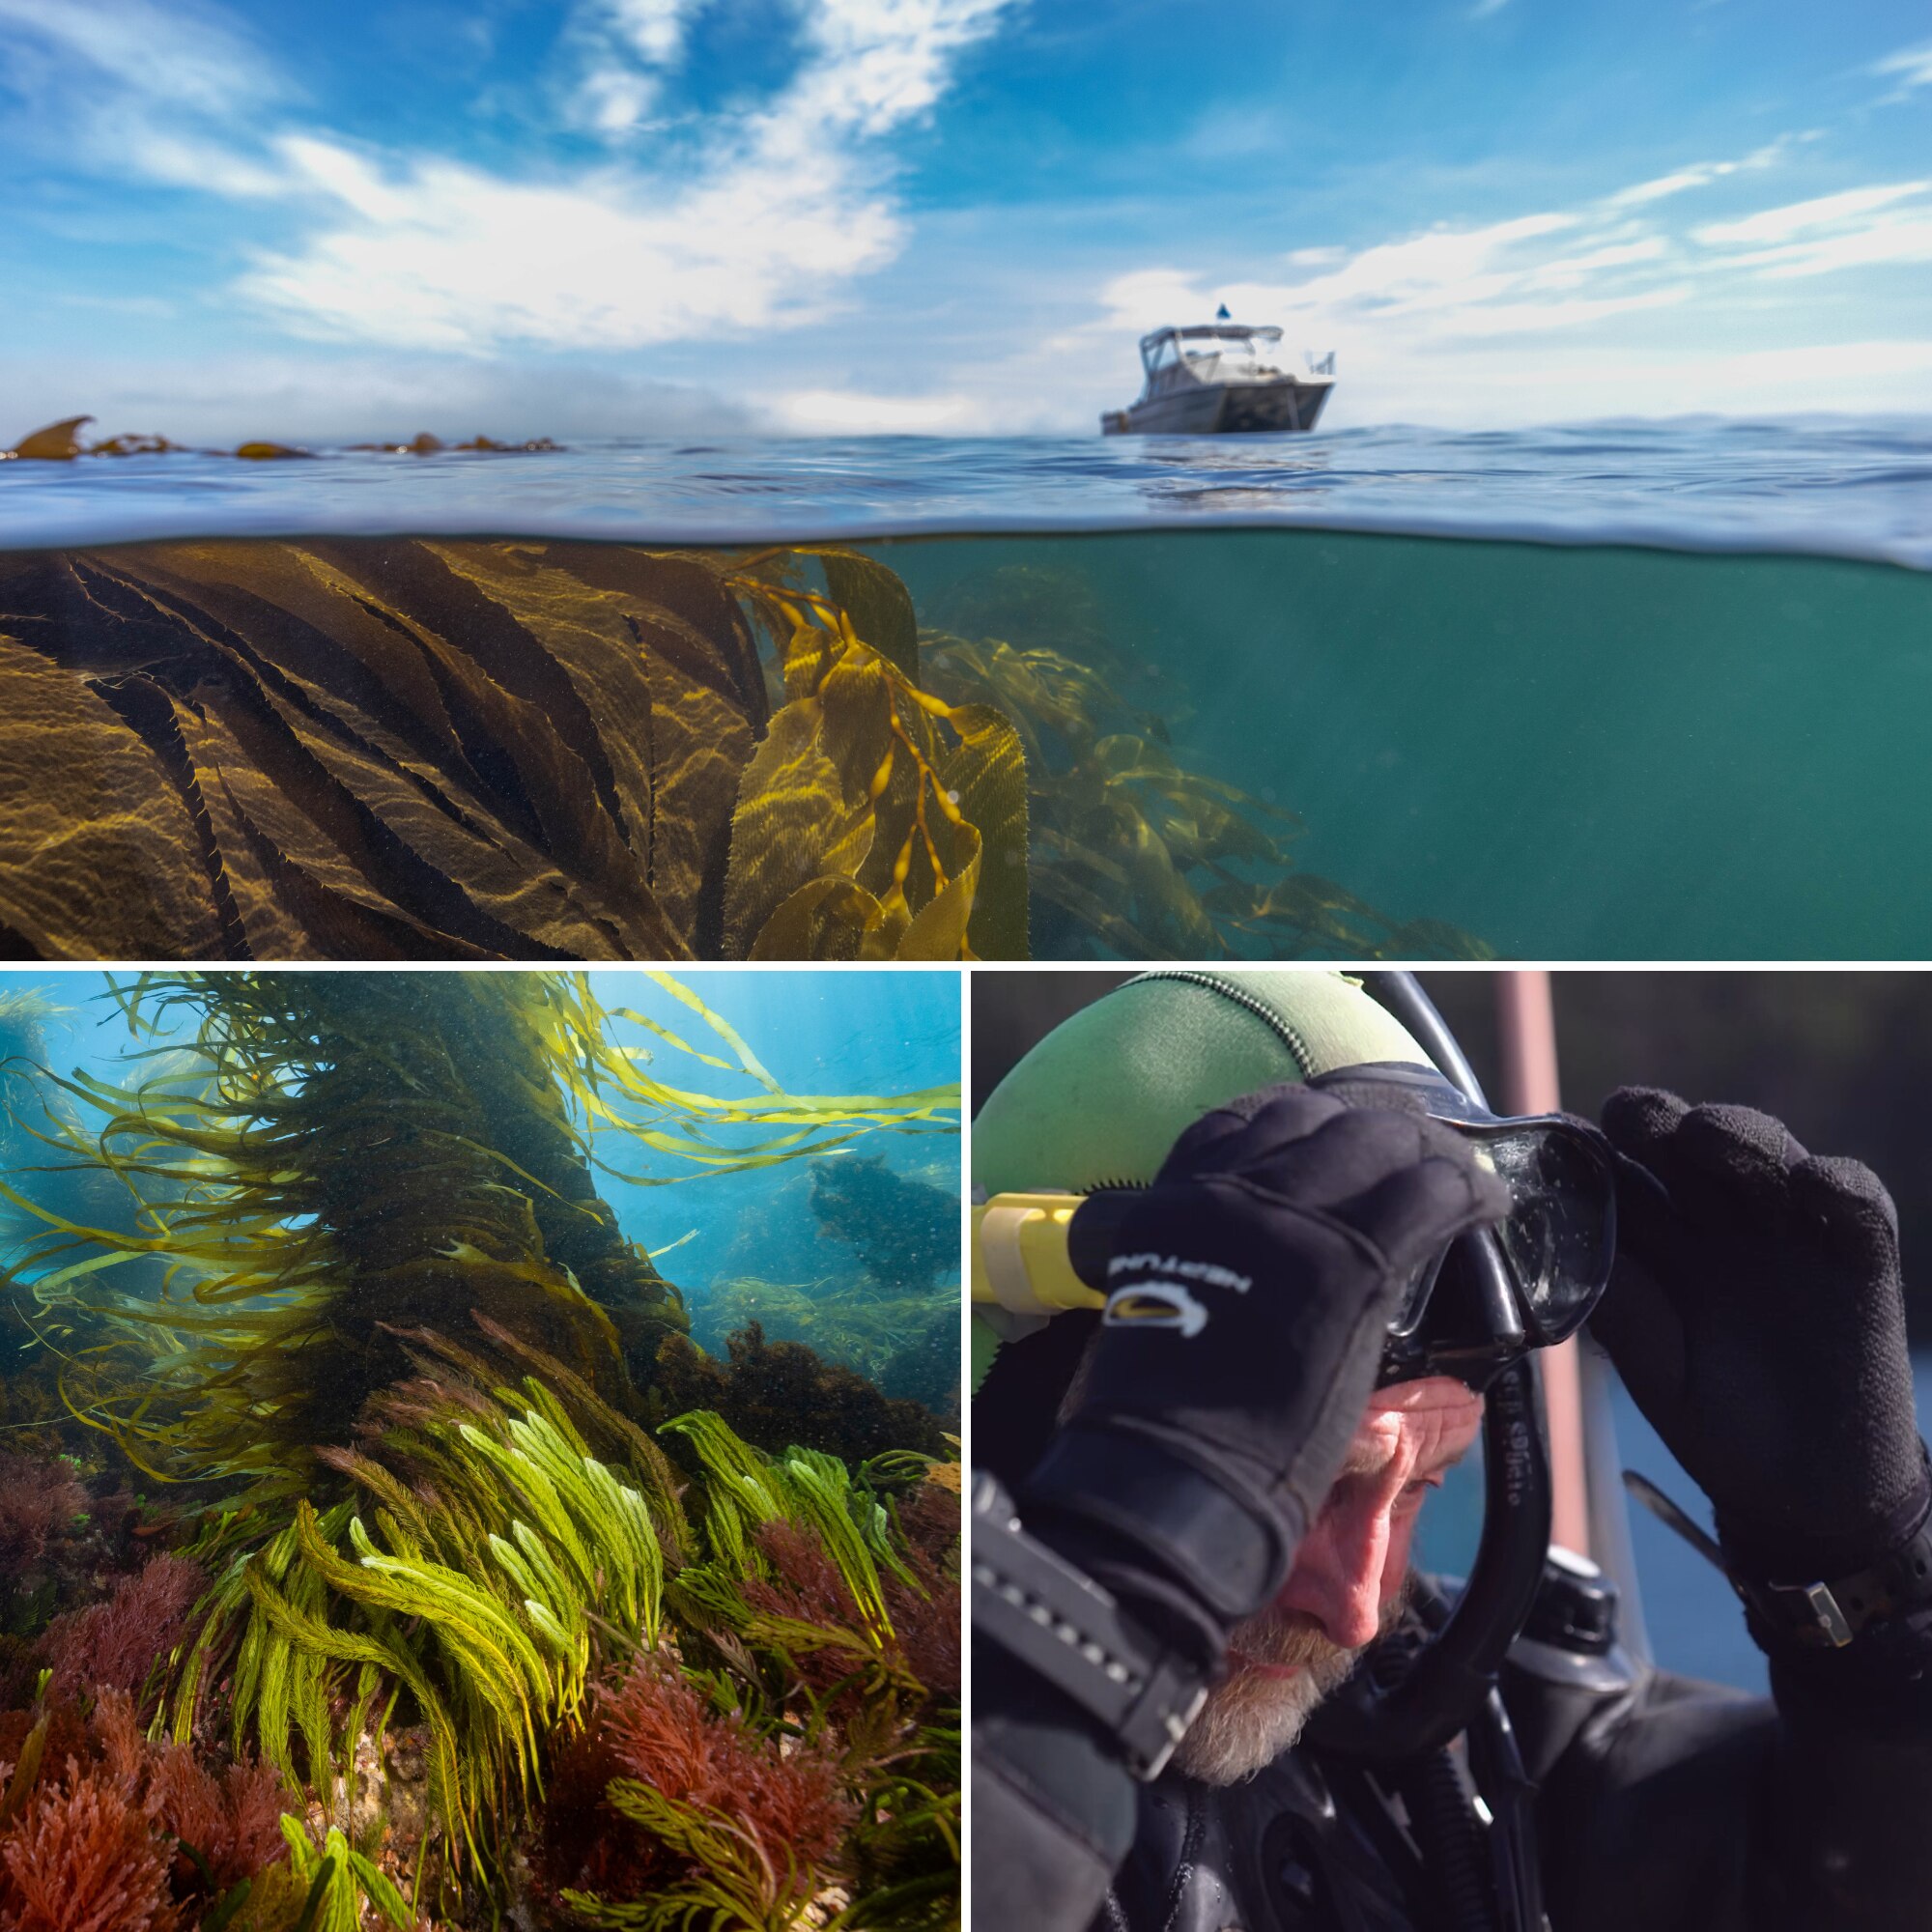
[4, 969, 956, 1479]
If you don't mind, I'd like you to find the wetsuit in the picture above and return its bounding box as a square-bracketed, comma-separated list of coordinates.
[975, 1545, 1932, 1932]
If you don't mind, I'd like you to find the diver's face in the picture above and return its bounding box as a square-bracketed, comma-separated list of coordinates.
[1173, 1377, 1484, 1785]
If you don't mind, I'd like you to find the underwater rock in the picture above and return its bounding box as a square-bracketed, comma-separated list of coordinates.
[695, 1275, 960, 1418]
[655, 1322, 949, 1462]
[810, 1154, 956, 1288]
[231, 441, 312, 460]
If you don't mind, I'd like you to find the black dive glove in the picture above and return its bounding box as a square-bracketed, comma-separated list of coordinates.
[1022, 1083, 1510, 1665]
[1597, 1090, 1931, 1656]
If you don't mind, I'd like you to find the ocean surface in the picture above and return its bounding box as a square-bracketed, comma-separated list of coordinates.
[3, 419, 1928, 562]
[4, 418, 1928, 962]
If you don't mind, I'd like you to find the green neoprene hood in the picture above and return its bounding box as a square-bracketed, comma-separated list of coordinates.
[971, 970, 1435, 1386]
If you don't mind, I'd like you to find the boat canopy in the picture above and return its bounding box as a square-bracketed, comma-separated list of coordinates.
[1139, 322, 1284, 374]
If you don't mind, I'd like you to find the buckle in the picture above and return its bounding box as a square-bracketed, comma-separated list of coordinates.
[1759, 1578, 1856, 1650]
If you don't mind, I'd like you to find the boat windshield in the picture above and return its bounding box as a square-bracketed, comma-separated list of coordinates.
[1142, 325, 1287, 378]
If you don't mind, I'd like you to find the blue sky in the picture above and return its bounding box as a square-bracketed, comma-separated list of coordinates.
[1, 0, 1929, 438]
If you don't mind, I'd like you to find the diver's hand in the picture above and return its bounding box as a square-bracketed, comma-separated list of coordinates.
[1598, 1089, 1928, 1580]
[1021, 1084, 1508, 1657]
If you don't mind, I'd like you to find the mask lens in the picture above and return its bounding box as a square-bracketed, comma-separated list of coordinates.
[1471, 1122, 1615, 1342]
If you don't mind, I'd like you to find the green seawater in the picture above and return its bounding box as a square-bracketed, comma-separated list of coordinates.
[876, 529, 1932, 959]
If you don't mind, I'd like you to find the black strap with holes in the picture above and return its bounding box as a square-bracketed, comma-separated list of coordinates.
[971, 1470, 1209, 1780]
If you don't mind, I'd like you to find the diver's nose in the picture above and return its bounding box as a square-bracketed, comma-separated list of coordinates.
[1274, 1492, 1391, 1651]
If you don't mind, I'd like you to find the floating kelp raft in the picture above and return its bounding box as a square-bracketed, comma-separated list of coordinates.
[0, 541, 1483, 962]
[0, 972, 961, 1930]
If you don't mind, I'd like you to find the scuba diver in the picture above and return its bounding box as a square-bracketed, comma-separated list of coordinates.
[971, 970, 1932, 1932]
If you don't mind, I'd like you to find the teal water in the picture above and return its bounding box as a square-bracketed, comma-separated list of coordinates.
[880, 528, 1932, 959]
[582, 968, 963, 1413]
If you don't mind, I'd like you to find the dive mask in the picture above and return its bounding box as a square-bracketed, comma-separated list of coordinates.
[971, 1061, 1617, 1392]
[1308, 1063, 1618, 1388]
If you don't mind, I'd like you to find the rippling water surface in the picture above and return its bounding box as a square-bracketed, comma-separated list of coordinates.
[4, 419, 1928, 561]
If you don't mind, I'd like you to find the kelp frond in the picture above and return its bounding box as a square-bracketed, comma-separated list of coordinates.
[720, 558, 1029, 961]
[0, 537, 1033, 960]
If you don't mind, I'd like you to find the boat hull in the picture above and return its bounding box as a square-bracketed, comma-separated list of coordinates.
[1102, 380, 1333, 436]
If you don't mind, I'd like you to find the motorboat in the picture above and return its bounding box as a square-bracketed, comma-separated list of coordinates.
[1100, 322, 1335, 435]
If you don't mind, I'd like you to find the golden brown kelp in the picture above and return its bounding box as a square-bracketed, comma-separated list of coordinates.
[719, 555, 1029, 960]
[0, 541, 770, 960]
[0, 541, 1027, 962]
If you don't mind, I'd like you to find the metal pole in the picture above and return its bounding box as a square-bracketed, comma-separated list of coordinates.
[1494, 971, 1591, 1557]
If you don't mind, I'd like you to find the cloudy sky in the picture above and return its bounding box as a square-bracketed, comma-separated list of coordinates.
[2, 0, 1929, 438]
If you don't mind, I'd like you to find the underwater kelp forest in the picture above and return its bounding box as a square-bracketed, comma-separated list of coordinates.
[0, 969, 961, 1931]
[0, 540, 1484, 963]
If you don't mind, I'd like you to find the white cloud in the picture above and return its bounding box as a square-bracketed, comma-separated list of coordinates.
[0, 0, 295, 200]
[1604, 135, 1798, 208]
[1692, 182, 1932, 278]
[562, 0, 707, 136]
[0, 0, 280, 116]
[1610, 169, 1723, 208]
[243, 134, 907, 350]
[1872, 41, 1932, 99]
[1694, 182, 1930, 245]
[1095, 213, 1610, 348]
[0, 0, 1018, 355]
[603, 0, 702, 65]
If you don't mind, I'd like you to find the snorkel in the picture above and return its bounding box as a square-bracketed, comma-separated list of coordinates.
[972, 969, 1615, 1768]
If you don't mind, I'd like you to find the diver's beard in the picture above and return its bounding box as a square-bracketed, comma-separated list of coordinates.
[1173, 1575, 1416, 1786]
